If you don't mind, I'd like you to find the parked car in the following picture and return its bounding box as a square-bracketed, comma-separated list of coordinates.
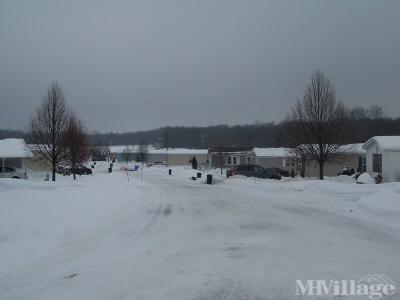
[0, 166, 28, 179]
[264, 167, 289, 177]
[63, 165, 92, 176]
[226, 165, 281, 180]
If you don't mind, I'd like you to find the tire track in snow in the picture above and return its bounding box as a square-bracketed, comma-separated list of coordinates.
[138, 203, 164, 236]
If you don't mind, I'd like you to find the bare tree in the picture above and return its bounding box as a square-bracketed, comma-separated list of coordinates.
[209, 145, 227, 175]
[287, 71, 349, 180]
[136, 141, 149, 163]
[90, 142, 110, 161]
[65, 113, 89, 180]
[25, 82, 70, 181]
[123, 145, 132, 163]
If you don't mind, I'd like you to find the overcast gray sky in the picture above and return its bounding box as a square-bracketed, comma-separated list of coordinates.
[0, 1, 399, 132]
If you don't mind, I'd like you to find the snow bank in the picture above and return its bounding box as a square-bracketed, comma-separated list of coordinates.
[358, 190, 400, 215]
[356, 172, 375, 184]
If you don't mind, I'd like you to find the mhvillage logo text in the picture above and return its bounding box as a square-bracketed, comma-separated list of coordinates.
[296, 274, 396, 299]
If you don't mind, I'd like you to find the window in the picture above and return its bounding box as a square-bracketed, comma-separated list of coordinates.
[297, 161, 302, 172]
[362, 157, 366, 172]
[372, 154, 382, 173]
[284, 158, 296, 167]
[227, 155, 239, 165]
[358, 156, 367, 172]
[246, 156, 252, 164]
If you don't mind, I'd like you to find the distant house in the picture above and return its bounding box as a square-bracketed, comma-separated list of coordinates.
[109, 145, 135, 162]
[362, 136, 400, 182]
[0, 138, 32, 174]
[301, 144, 366, 177]
[253, 147, 299, 172]
[208, 147, 254, 169]
[109, 145, 207, 166]
[148, 148, 208, 166]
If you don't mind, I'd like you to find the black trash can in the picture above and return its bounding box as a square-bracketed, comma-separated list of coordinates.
[197, 172, 201, 178]
[108, 167, 112, 173]
[206, 174, 212, 185]
[110, 163, 113, 168]
[169, 169, 172, 175]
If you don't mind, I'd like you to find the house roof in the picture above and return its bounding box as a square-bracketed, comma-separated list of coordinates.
[149, 148, 208, 155]
[339, 143, 365, 154]
[253, 147, 294, 157]
[363, 136, 400, 151]
[208, 146, 253, 153]
[0, 138, 32, 158]
[109, 145, 135, 153]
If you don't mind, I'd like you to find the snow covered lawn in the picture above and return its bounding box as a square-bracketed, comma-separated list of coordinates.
[1, 165, 400, 299]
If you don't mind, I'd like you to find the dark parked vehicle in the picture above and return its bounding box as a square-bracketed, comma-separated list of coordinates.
[226, 165, 281, 180]
[63, 165, 92, 176]
[265, 167, 289, 177]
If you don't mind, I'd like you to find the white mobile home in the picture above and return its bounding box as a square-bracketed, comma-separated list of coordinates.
[300, 144, 366, 177]
[0, 138, 32, 177]
[362, 136, 400, 182]
[110, 145, 207, 166]
[253, 148, 298, 172]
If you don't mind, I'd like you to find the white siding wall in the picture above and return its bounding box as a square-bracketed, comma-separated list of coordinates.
[365, 143, 400, 182]
[383, 151, 400, 182]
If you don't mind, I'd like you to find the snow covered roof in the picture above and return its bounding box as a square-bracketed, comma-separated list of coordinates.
[339, 143, 365, 154]
[363, 136, 400, 151]
[0, 138, 32, 158]
[149, 148, 208, 155]
[253, 147, 294, 157]
[109, 145, 207, 155]
[109, 145, 135, 153]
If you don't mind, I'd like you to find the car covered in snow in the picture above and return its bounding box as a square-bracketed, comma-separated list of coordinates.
[226, 164, 281, 180]
[0, 166, 28, 179]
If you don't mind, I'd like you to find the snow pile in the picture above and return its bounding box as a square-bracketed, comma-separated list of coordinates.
[356, 172, 375, 184]
[1, 166, 400, 299]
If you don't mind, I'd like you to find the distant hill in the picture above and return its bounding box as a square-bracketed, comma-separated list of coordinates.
[0, 129, 25, 140]
[2, 105, 400, 148]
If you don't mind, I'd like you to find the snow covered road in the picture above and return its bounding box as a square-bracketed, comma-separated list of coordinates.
[1, 166, 400, 299]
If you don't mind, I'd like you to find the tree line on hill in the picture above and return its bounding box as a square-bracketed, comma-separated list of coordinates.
[0, 106, 400, 149]
[87, 105, 399, 149]
[1, 105, 400, 149]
